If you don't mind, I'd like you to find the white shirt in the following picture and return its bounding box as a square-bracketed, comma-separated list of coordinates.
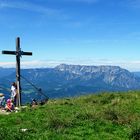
[11, 85, 17, 98]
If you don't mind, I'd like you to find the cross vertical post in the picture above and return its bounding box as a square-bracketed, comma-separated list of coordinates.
[2, 37, 32, 107]
[16, 37, 21, 106]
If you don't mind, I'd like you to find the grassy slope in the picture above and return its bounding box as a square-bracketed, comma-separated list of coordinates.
[0, 91, 140, 140]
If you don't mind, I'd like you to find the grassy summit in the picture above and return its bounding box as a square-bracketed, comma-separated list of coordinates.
[0, 91, 140, 140]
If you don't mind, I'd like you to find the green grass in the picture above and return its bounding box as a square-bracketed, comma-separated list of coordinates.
[0, 91, 140, 139]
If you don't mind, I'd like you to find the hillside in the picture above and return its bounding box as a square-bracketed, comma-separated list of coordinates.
[0, 91, 140, 140]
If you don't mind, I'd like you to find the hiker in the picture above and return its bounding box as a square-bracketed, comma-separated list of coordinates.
[11, 82, 17, 106]
[0, 93, 6, 109]
[5, 99, 14, 112]
[30, 99, 38, 108]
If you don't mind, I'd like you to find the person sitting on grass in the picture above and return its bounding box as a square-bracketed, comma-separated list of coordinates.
[5, 99, 14, 112]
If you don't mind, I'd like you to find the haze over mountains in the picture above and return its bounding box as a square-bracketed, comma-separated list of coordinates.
[0, 64, 140, 103]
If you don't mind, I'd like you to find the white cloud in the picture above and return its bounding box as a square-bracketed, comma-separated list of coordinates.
[1, 59, 140, 71]
[0, 62, 15, 68]
[0, 0, 59, 16]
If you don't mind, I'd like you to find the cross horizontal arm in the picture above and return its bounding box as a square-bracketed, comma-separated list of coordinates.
[2, 50, 16, 55]
[22, 52, 32, 56]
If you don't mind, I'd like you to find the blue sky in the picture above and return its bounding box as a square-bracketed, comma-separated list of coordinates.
[0, 0, 140, 71]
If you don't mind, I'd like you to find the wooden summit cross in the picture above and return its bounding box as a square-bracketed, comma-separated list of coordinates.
[2, 37, 32, 107]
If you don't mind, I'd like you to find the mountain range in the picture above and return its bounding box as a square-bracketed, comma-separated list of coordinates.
[0, 64, 140, 103]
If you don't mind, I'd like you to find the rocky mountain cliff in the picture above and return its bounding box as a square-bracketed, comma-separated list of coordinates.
[55, 64, 140, 89]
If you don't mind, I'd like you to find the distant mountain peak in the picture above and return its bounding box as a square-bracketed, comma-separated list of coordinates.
[55, 64, 123, 74]
[55, 64, 138, 89]
[56, 63, 122, 69]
